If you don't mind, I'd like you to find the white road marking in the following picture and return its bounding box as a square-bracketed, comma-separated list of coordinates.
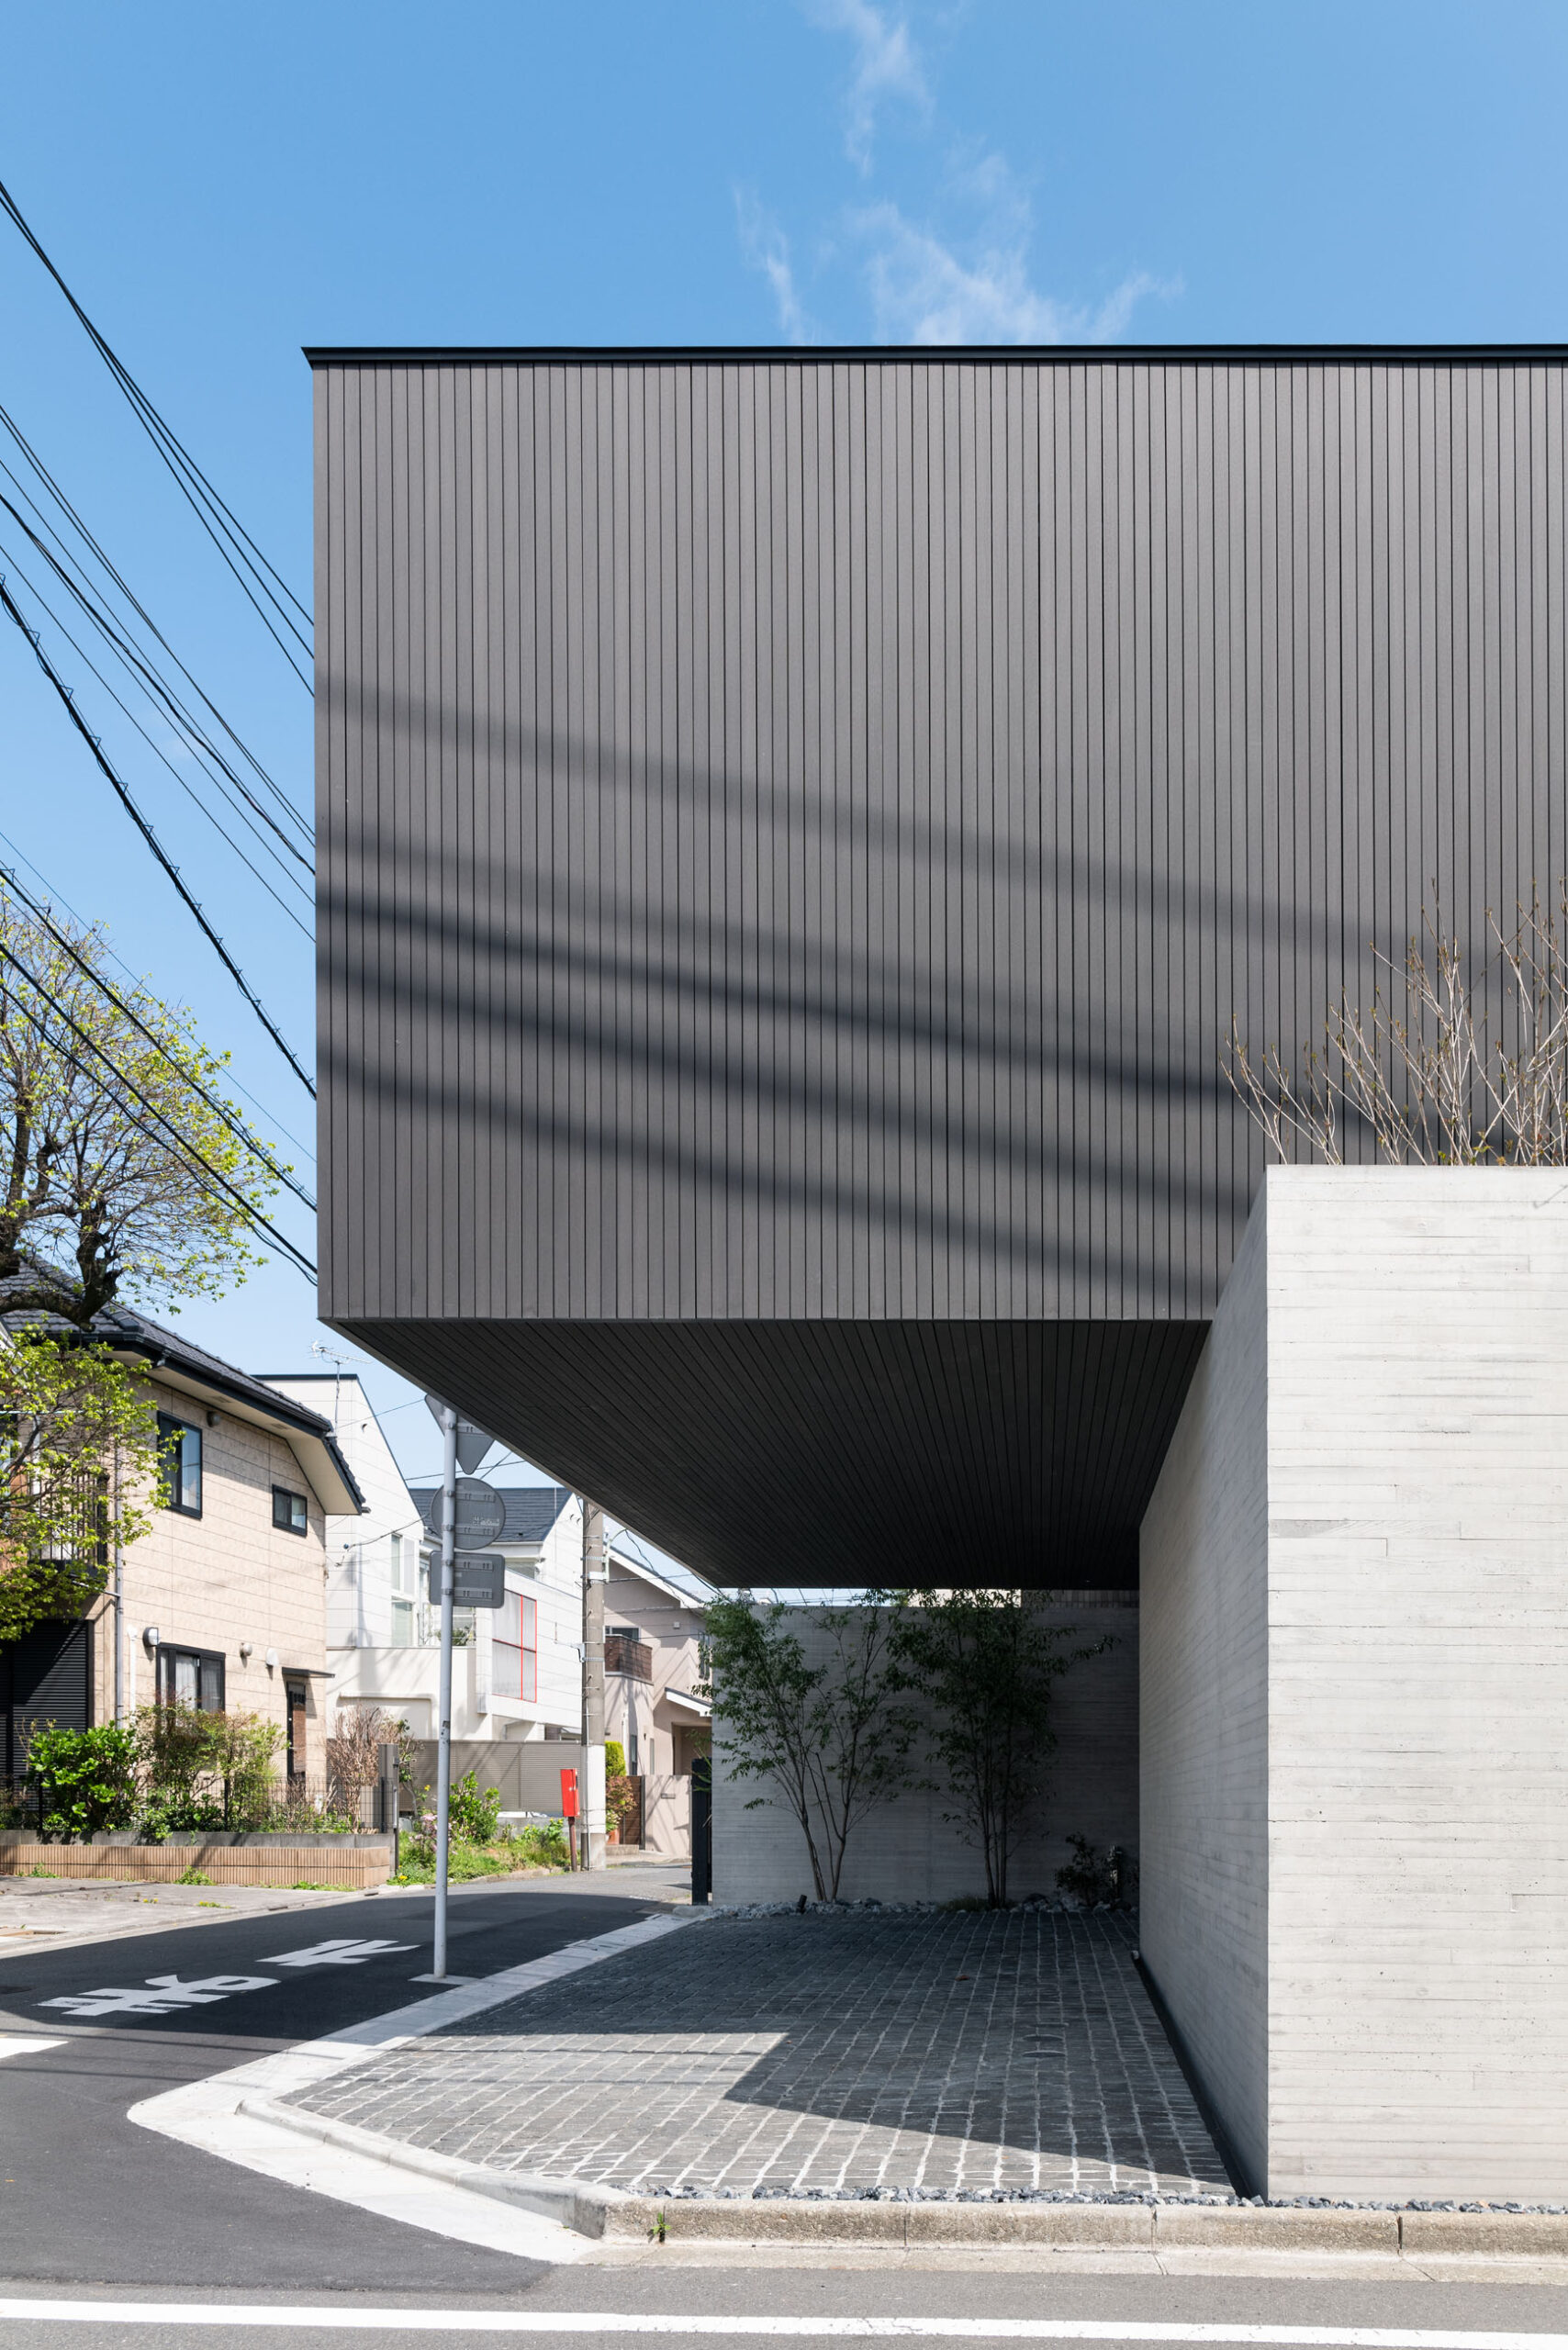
[39, 1975, 276, 2019]
[0, 2307, 1562, 2344]
[262, 1939, 419, 1966]
[0, 2036, 64, 2058]
[128, 1910, 695, 2264]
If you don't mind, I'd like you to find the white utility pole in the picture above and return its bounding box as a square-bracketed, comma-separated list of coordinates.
[581, 1497, 607, 1870]
[431, 1402, 458, 1977]
[111, 1441, 124, 1727]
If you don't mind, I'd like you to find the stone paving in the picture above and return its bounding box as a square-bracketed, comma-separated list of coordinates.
[287, 1907, 1232, 2201]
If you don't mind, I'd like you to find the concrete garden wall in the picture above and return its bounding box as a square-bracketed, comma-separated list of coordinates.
[711, 1597, 1138, 1906]
[1141, 1166, 1568, 2203]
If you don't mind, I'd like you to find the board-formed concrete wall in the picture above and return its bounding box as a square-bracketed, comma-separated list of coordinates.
[1142, 1166, 1568, 2202]
[1139, 1193, 1271, 2190]
[712, 1597, 1137, 1905]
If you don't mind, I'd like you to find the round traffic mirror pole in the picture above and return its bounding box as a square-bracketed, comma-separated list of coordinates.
[432, 1401, 458, 1980]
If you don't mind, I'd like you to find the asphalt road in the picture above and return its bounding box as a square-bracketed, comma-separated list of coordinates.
[3, 1875, 1566, 2345]
[0, 1875, 671, 2293]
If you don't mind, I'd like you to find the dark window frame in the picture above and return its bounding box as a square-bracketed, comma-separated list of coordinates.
[272, 1485, 309, 1536]
[156, 1643, 225, 1713]
[156, 1414, 203, 1518]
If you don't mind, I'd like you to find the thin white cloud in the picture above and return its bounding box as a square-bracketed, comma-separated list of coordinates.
[735, 190, 818, 344]
[856, 189, 1178, 346]
[806, 0, 929, 171]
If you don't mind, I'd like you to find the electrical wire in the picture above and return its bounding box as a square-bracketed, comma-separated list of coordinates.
[0, 481, 312, 873]
[0, 573, 316, 1097]
[0, 938, 316, 1281]
[0, 820, 316, 1166]
[0, 857, 315, 1213]
[0, 175, 314, 688]
[0, 402, 310, 845]
[0, 536, 313, 930]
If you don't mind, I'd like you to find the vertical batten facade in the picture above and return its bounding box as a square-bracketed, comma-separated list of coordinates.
[312, 347, 1568, 1588]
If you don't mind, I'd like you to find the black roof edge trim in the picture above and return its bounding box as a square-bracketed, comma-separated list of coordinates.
[111, 1334, 367, 1512]
[304, 341, 1568, 368]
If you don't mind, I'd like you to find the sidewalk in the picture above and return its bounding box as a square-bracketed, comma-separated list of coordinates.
[283, 1905, 1229, 2202]
[0, 1876, 386, 1955]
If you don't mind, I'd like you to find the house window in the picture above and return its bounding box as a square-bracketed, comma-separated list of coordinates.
[272, 1486, 308, 1535]
[156, 1416, 202, 1517]
[157, 1645, 224, 1712]
[492, 1591, 537, 1702]
[390, 1599, 414, 1647]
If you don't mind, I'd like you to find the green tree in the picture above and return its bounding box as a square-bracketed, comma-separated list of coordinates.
[0, 1324, 159, 1641]
[888, 1592, 1109, 1908]
[701, 1594, 913, 1902]
[0, 887, 279, 1326]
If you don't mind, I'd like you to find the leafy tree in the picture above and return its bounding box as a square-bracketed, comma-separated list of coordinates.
[701, 1594, 913, 1902]
[27, 1721, 138, 1838]
[0, 888, 278, 1326]
[0, 1324, 159, 1642]
[888, 1591, 1109, 1907]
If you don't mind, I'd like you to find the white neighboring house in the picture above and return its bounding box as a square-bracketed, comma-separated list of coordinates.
[407, 1484, 587, 1741]
[259, 1372, 431, 1729]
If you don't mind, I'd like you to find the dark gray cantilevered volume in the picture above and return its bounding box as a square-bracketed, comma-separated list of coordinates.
[311, 348, 1568, 1586]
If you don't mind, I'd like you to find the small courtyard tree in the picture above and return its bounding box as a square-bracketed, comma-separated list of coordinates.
[701, 1593, 914, 1902]
[888, 1590, 1109, 1908]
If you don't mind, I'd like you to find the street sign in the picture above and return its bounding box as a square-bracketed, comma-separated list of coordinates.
[429, 1551, 507, 1608]
[444, 1476, 505, 1548]
[559, 1767, 579, 1818]
[424, 1394, 498, 1476]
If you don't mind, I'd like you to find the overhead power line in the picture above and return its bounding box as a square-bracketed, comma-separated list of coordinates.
[0, 482, 312, 875]
[0, 819, 316, 1169]
[0, 857, 316, 1214]
[0, 572, 316, 1098]
[0, 399, 311, 847]
[0, 532, 313, 933]
[0, 173, 313, 689]
[0, 938, 317, 1283]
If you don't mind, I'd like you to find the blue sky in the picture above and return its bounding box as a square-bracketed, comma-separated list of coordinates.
[1, 0, 1564, 1490]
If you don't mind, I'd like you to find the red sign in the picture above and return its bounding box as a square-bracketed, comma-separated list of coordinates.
[559, 1767, 579, 1818]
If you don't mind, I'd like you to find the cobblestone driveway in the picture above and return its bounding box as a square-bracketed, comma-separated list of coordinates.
[288, 1908, 1231, 2199]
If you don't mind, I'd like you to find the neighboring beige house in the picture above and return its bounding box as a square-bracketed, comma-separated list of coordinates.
[602, 1545, 710, 1853]
[1, 1300, 364, 1782]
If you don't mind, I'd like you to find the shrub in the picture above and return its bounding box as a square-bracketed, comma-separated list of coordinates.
[27, 1723, 138, 1840]
[393, 1813, 569, 1885]
[134, 1703, 282, 1834]
[448, 1768, 501, 1843]
[604, 1739, 626, 1777]
[1056, 1834, 1136, 1908]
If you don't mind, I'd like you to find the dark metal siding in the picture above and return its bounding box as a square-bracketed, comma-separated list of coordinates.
[317, 353, 1568, 1330]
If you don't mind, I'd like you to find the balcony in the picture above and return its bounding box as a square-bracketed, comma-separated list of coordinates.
[604, 1632, 653, 1682]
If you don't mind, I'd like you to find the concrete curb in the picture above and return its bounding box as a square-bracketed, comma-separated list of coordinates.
[233, 2099, 1568, 2255]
